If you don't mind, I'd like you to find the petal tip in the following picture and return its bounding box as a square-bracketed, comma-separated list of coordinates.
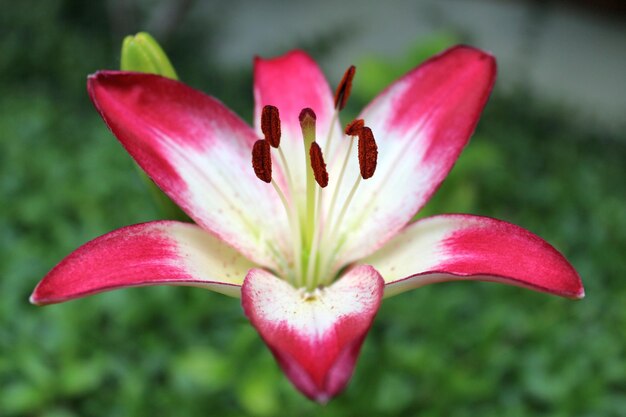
[87, 70, 120, 97]
[87, 70, 119, 82]
[28, 278, 59, 306]
[445, 44, 498, 79]
[28, 292, 40, 306]
[574, 286, 585, 300]
[28, 287, 48, 306]
[450, 44, 496, 60]
[314, 393, 330, 405]
[254, 49, 313, 67]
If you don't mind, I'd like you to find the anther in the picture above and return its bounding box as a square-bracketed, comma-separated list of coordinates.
[261, 105, 281, 148]
[252, 139, 272, 183]
[358, 127, 378, 179]
[345, 118, 365, 136]
[334, 65, 356, 111]
[309, 142, 329, 188]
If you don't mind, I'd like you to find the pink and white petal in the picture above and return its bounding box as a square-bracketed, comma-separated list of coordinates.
[30, 221, 256, 305]
[254, 51, 343, 199]
[327, 46, 497, 267]
[88, 71, 290, 270]
[242, 265, 384, 403]
[362, 214, 584, 299]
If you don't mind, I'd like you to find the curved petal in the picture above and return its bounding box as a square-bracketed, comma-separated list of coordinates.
[361, 214, 584, 299]
[327, 46, 497, 268]
[88, 71, 291, 270]
[30, 221, 256, 305]
[241, 265, 384, 403]
[253, 51, 342, 200]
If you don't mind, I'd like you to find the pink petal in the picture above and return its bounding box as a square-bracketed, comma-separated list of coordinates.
[254, 51, 342, 198]
[30, 221, 255, 305]
[241, 265, 384, 403]
[88, 71, 291, 270]
[329, 46, 497, 268]
[362, 214, 584, 299]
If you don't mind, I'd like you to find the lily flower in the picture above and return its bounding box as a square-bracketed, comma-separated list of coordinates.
[30, 45, 583, 403]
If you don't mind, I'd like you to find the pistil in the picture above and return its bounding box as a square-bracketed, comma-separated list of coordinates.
[299, 108, 318, 253]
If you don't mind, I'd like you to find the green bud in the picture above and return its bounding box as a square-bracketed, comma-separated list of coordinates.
[120, 32, 178, 80]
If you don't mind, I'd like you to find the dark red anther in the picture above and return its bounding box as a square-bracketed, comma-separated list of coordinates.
[261, 105, 281, 148]
[358, 127, 378, 180]
[309, 142, 329, 188]
[334, 65, 356, 111]
[345, 119, 365, 136]
[252, 139, 272, 183]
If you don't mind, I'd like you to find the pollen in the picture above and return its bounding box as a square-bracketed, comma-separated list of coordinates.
[261, 105, 281, 148]
[309, 141, 329, 188]
[252, 139, 272, 183]
[345, 118, 365, 136]
[358, 127, 378, 179]
[334, 65, 356, 111]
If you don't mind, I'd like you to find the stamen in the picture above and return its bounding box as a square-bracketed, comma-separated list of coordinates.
[252, 139, 272, 183]
[358, 127, 378, 179]
[261, 105, 281, 148]
[345, 118, 364, 136]
[309, 142, 329, 188]
[334, 65, 356, 111]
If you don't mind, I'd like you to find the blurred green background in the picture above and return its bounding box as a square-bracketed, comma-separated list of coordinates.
[1, 1, 625, 416]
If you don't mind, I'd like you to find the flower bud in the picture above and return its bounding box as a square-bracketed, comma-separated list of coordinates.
[120, 32, 178, 80]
